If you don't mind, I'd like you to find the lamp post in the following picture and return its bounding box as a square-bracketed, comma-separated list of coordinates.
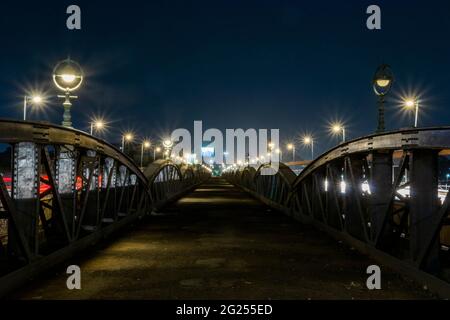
[268, 142, 275, 165]
[303, 136, 314, 160]
[287, 143, 295, 162]
[404, 98, 420, 128]
[121, 133, 134, 153]
[90, 119, 104, 135]
[23, 95, 43, 121]
[331, 123, 346, 143]
[163, 139, 173, 160]
[154, 146, 161, 161]
[140, 140, 151, 168]
[275, 148, 282, 162]
[53, 58, 84, 128]
[373, 64, 394, 133]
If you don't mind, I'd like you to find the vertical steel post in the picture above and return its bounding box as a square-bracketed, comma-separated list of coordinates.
[83, 150, 99, 229]
[369, 151, 393, 244]
[325, 163, 343, 230]
[376, 96, 385, 133]
[409, 149, 440, 272]
[10, 142, 39, 258]
[56, 146, 76, 237]
[345, 156, 368, 241]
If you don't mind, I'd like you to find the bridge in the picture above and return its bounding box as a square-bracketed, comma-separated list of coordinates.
[1, 120, 450, 298]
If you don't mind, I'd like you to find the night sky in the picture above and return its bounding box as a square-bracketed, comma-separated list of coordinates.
[1, 1, 450, 159]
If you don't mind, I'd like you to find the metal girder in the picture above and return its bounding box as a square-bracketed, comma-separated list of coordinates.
[369, 151, 393, 244]
[293, 127, 450, 189]
[409, 149, 440, 272]
[0, 120, 210, 297]
[0, 119, 146, 184]
[224, 126, 450, 298]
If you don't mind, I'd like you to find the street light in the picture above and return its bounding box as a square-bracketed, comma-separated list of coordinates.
[331, 123, 346, 143]
[140, 140, 151, 168]
[287, 143, 295, 162]
[303, 135, 314, 160]
[267, 142, 276, 165]
[154, 146, 161, 161]
[90, 119, 105, 135]
[275, 148, 282, 162]
[403, 98, 420, 128]
[121, 133, 134, 152]
[373, 64, 394, 133]
[53, 58, 84, 128]
[163, 139, 173, 159]
[23, 94, 44, 121]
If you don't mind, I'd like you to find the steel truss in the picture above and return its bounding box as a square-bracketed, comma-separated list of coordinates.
[224, 127, 450, 298]
[0, 120, 209, 296]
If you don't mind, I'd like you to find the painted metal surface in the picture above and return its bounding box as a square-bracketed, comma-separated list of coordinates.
[224, 126, 450, 298]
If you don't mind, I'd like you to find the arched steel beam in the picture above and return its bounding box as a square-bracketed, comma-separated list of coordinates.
[293, 126, 450, 190]
[0, 119, 146, 184]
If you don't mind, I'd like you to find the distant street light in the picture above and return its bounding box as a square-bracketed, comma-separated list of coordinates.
[373, 64, 394, 133]
[163, 139, 173, 159]
[287, 143, 296, 162]
[90, 119, 105, 135]
[154, 146, 161, 161]
[140, 140, 151, 168]
[303, 136, 314, 160]
[121, 133, 134, 152]
[275, 148, 282, 162]
[331, 123, 346, 143]
[404, 98, 420, 128]
[268, 142, 276, 165]
[23, 94, 43, 121]
[53, 58, 84, 128]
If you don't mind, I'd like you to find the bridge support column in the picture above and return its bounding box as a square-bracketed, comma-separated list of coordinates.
[101, 158, 117, 222]
[344, 156, 368, 241]
[370, 151, 393, 245]
[325, 163, 344, 230]
[10, 142, 39, 258]
[82, 151, 100, 230]
[56, 146, 76, 239]
[409, 149, 440, 273]
[117, 165, 129, 217]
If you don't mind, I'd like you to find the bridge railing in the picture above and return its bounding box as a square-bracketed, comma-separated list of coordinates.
[224, 127, 450, 297]
[144, 160, 209, 210]
[0, 119, 209, 296]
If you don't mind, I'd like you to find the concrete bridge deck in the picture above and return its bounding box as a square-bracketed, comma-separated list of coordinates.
[12, 178, 431, 299]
